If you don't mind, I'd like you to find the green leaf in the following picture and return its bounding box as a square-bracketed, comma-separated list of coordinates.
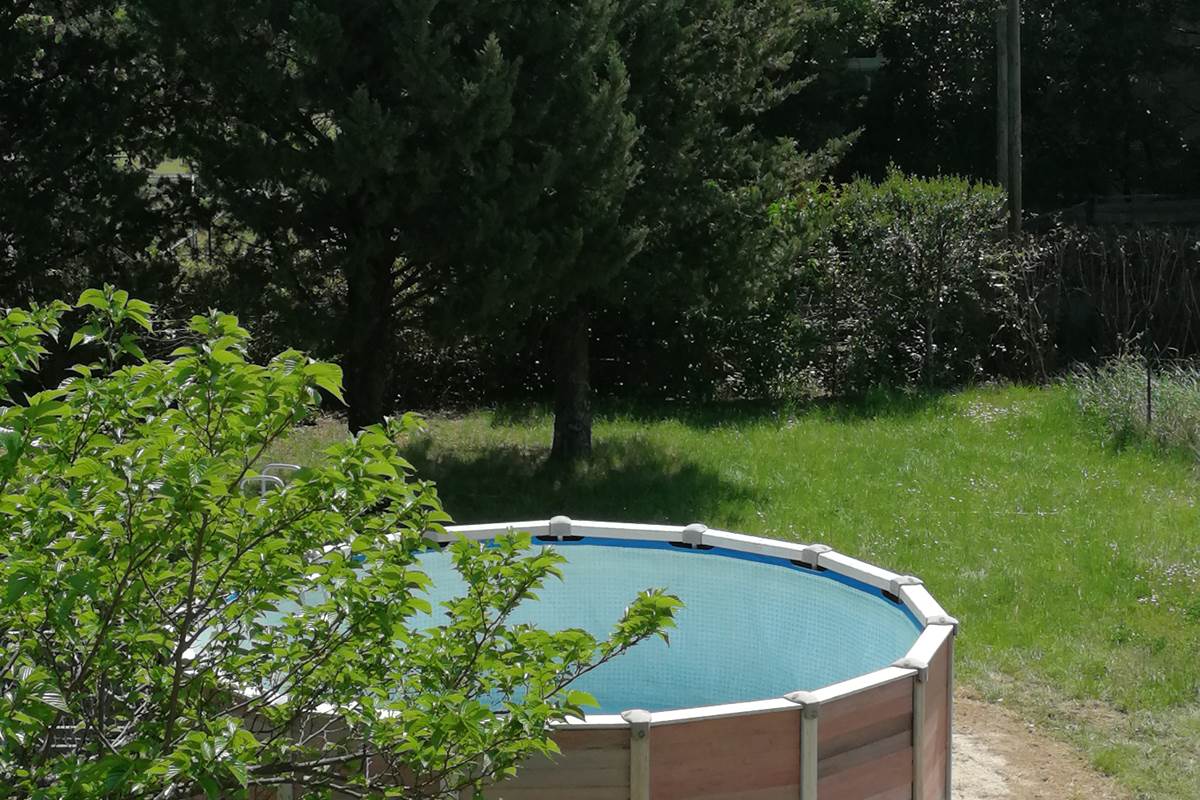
[119, 334, 147, 362]
[76, 288, 109, 310]
[197, 774, 221, 798]
[364, 460, 398, 479]
[5, 572, 37, 603]
[565, 689, 598, 709]
[303, 362, 345, 403]
[209, 348, 241, 365]
[69, 323, 103, 349]
[38, 693, 69, 712]
[136, 632, 170, 646]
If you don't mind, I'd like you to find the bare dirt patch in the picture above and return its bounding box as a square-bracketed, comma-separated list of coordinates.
[954, 689, 1129, 800]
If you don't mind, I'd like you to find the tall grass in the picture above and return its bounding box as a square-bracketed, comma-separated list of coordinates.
[1071, 355, 1200, 457]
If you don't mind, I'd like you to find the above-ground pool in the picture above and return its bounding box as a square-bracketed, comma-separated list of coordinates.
[426, 518, 957, 800]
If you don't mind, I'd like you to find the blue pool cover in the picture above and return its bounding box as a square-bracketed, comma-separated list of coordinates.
[416, 538, 921, 713]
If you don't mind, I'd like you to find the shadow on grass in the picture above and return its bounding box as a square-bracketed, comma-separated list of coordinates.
[486, 389, 954, 432]
[403, 434, 761, 526]
[808, 387, 955, 424]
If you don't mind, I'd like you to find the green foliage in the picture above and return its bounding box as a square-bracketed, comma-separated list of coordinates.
[145, 0, 644, 427]
[1019, 0, 1200, 203]
[614, 0, 837, 307]
[845, 0, 999, 182]
[1070, 356, 1200, 457]
[379, 171, 1023, 406]
[0, 2, 185, 304]
[4, 0, 866, 437]
[137, 0, 838, 433]
[0, 301, 69, 397]
[773, 171, 1012, 394]
[759, 0, 893, 163]
[0, 290, 678, 798]
[847, 0, 1200, 205]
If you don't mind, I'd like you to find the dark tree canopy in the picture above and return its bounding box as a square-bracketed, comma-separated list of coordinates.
[843, 0, 1200, 208]
[145, 0, 641, 435]
[0, 2, 183, 304]
[142, 0, 829, 456]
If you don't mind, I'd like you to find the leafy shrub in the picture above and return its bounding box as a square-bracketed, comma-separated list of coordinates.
[773, 170, 1012, 395]
[581, 301, 820, 402]
[1070, 355, 1200, 457]
[0, 288, 678, 798]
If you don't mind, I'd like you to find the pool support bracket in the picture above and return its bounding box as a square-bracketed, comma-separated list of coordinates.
[539, 515, 584, 542]
[621, 709, 652, 800]
[784, 691, 821, 800]
[886, 574, 923, 603]
[682, 523, 707, 545]
[793, 544, 831, 571]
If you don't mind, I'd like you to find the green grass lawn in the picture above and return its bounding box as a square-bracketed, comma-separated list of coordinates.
[151, 158, 192, 176]
[270, 384, 1200, 798]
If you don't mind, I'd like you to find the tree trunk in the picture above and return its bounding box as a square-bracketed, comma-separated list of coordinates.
[342, 255, 394, 432]
[550, 306, 592, 462]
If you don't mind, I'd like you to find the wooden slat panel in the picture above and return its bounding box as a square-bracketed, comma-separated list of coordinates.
[820, 730, 912, 777]
[817, 676, 914, 800]
[919, 640, 951, 800]
[649, 709, 801, 800]
[818, 746, 913, 800]
[489, 789, 628, 800]
[487, 729, 629, 800]
[819, 677, 913, 758]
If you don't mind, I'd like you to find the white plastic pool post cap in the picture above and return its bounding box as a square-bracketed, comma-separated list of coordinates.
[549, 515, 573, 538]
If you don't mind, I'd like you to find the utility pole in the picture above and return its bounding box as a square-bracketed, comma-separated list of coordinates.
[996, 9, 1009, 191]
[1003, 0, 1023, 235]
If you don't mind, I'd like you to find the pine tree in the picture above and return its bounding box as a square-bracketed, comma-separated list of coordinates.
[545, 0, 829, 459]
[149, 0, 827, 455]
[0, 1, 179, 304]
[151, 0, 639, 432]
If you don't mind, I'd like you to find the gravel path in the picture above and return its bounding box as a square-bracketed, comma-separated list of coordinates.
[954, 690, 1128, 800]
